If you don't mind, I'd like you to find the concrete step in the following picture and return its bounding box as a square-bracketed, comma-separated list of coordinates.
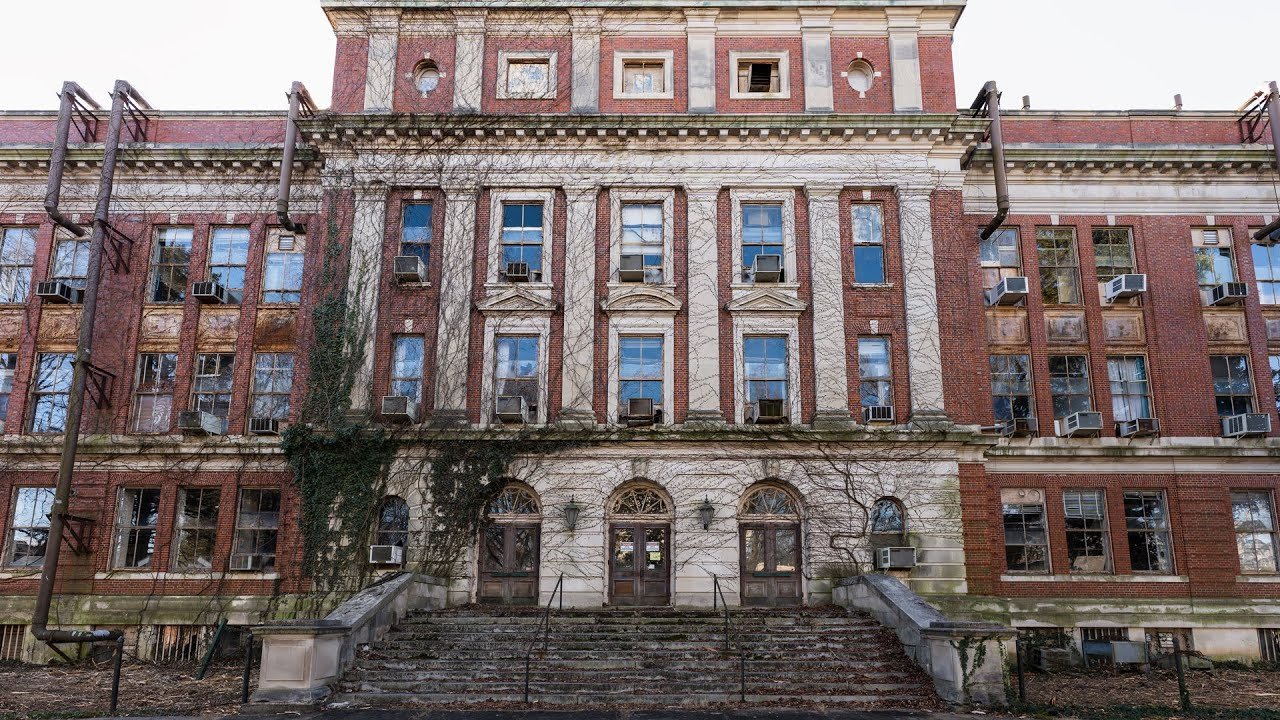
[351, 657, 908, 673]
[337, 691, 937, 707]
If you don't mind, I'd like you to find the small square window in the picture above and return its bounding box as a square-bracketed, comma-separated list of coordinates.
[623, 61, 665, 94]
[506, 59, 551, 97]
[739, 61, 780, 94]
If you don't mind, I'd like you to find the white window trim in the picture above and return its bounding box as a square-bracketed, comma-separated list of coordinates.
[730, 189, 798, 291]
[607, 317, 675, 427]
[612, 50, 675, 100]
[481, 315, 552, 428]
[487, 189, 556, 290]
[728, 50, 791, 100]
[609, 188, 676, 290]
[732, 316, 802, 425]
[261, 228, 306, 306]
[496, 51, 558, 100]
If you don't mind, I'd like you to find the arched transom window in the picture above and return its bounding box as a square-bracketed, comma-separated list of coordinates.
[488, 485, 540, 516]
[610, 486, 670, 516]
[870, 497, 906, 534]
[742, 486, 800, 518]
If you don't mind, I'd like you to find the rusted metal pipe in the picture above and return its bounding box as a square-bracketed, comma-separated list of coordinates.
[32, 80, 151, 649]
[44, 82, 100, 237]
[276, 81, 316, 235]
[1252, 81, 1280, 242]
[973, 81, 1010, 241]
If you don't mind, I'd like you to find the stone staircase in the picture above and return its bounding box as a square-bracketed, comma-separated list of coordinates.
[333, 605, 941, 708]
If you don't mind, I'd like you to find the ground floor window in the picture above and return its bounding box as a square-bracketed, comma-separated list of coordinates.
[230, 489, 279, 571]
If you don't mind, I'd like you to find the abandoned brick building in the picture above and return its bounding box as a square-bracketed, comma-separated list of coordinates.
[0, 0, 1278, 671]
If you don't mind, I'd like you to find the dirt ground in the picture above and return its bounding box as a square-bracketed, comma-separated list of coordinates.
[0, 659, 253, 718]
[1020, 666, 1280, 714]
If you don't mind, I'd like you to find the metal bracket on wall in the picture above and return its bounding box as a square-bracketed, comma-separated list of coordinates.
[1239, 89, 1272, 144]
[102, 222, 134, 275]
[67, 92, 100, 143]
[59, 514, 95, 556]
[84, 363, 115, 409]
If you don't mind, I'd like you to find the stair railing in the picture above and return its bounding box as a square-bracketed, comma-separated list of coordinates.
[712, 574, 747, 702]
[523, 573, 564, 703]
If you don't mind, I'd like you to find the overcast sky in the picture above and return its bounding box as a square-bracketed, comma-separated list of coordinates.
[1, 0, 1276, 112]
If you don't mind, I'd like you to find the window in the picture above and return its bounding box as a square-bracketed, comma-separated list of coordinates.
[846, 59, 875, 93]
[611, 486, 670, 516]
[858, 337, 892, 409]
[619, 336, 663, 419]
[623, 60, 665, 94]
[0, 353, 16, 432]
[742, 486, 799, 517]
[7, 487, 53, 567]
[1211, 355, 1255, 416]
[979, 227, 1021, 291]
[29, 353, 74, 433]
[0, 227, 36, 303]
[1108, 356, 1152, 422]
[1233, 491, 1278, 574]
[149, 227, 193, 303]
[230, 488, 279, 572]
[390, 336, 424, 403]
[375, 496, 409, 548]
[505, 58, 551, 97]
[413, 60, 440, 94]
[172, 488, 220, 571]
[1049, 355, 1092, 418]
[1253, 241, 1280, 305]
[1194, 228, 1235, 300]
[1004, 498, 1049, 573]
[262, 243, 303, 304]
[620, 203, 663, 283]
[743, 335, 788, 408]
[494, 336, 539, 417]
[1259, 629, 1280, 664]
[1036, 227, 1080, 305]
[1063, 490, 1111, 573]
[741, 204, 784, 281]
[208, 227, 249, 303]
[192, 353, 234, 418]
[400, 204, 432, 268]
[500, 203, 544, 280]
[1092, 227, 1135, 284]
[737, 59, 780, 93]
[130, 353, 178, 433]
[1271, 356, 1280, 415]
[490, 485, 540, 516]
[852, 204, 885, 284]
[1123, 491, 1173, 573]
[990, 354, 1033, 422]
[870, 498, 906, 534]
[250, 353, 293, 421]
[112, 488, 161, 569]
[51, 232, 89, 290]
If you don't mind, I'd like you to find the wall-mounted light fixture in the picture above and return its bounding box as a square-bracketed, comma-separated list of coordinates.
[698, 497, 714, 530]
[564, 497, 582, 531]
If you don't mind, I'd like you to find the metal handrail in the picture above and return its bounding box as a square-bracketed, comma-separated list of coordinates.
[523, 573, 564, 703]
[712, 575, 747, 703]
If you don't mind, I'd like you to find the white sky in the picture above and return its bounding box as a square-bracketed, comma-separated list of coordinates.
[0, 0, 1276, 112]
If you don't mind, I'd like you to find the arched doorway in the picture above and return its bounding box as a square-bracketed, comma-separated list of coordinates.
[739, 484, 803, 607]
[478, 483, 541, 605]
[606, 482, 673, 606]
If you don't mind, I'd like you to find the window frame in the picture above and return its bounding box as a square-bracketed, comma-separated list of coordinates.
[0, 352, 16, 433]
[50, 230, 90, 291]
[1091, 226, 1136, 285]
[1122, 490, 1175, 574]
[229, 488, 280, 573]
[857, 336, 893, 409]
[1048, 354, 1093, 419]
[191, 353, 235, 419]
[612, 50, 675, 100]
[250, 353, 293, 422]
[728, 50, 790, 99]
[617, 334, 665, 420]
[979, 227, 1021, 291]
[261, 230, 304, 305]
[730, 189, 796, 288]
[28, 352, 74, 434]
[1036, 226, 1081, 305]
[1253, 235, 1280, 305]
[990, 354, 1034, 423]
[390, 335, 425, 405]
[492, 334, 542, 422]
[130, 352, 179, 434]
[111, 487, 162, 570]
[1108, 355, 1154, 422]
[6, 487, 54, 568]
[1210, 354, 1256, 417]
[1062, 489, 1112, 574]
[0, 226, 36, 305]
[148, 227, 193, 304]
[375, 495, 410, 548]
[1002, 488, 1051, 575]
[207, 226, 250, 304]
[171, 487, 220, 571]
[851, 203, 886, 285]
[1193, 227, 1236, 301]
[487, 190, 555, 287]
[607, 317, 675, 426]
[496, 51, 558, 100]
[610, 189, 674, 287]
[742, 334, 790, 417]
[399, 202, 433, 273]
[1232, 490, 1279, 575]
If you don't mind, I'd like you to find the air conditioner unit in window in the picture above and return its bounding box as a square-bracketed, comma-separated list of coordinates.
[35, 280, 83, 304]
[622, 397, 657, 426]
[178, 410, 226, 436]
[191, 281, 228, 304]
[504, 262, 530, 283]
[1104, 274, 1147, 303]
[381, 395, 417, 424]
[278, 235, 296, 251]
[1055, 411, 1103, 438]
[1000, 417, 1039, 437]
[393, 255, 426, 283]
[1117, 417, 1160, 438]
[495, 395, 530, 424]
[618, 254, 646, 283]
[747, 398, 787, 425]
[752, 254, 783, 283]
[229, 555, 270, 572]
[863, 405, 894, 423]
[368, 545, 404, 566]
[1209, 282, 1248, 306]
[985, 276, 1029, 306]
[248, 417, 280, 436]
[876, 546, 916, 570]
[1223, 413, 1271, 438]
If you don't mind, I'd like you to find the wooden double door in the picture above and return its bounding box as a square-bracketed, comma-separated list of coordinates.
[740, 524, 802, 606]
[478, 523, 540, 605]
[608, 523, 670, 606]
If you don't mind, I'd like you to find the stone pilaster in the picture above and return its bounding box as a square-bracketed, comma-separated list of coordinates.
[684, 9, 718, 114]
[347, 182, 388, 412]
[896, 186, 947, 421]
[886, 8, 924, 113]
[799, 9, 835, 113]
[363, 10, 400, 112]
[569, 10, 603, 114]
[432, 183, 480, 424]
[685, 186, 724, 424]
[806, 184, 854, 426]
[452, 10, 487, 113]
[559, 185, 599, 427]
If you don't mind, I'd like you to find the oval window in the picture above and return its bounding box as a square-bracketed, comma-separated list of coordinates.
[847, 60, 874, 94]
[415, 60, 441, 94]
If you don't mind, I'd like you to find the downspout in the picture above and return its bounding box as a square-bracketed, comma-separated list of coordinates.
[44, 82, 100, 237]
[1252, 81, 1280, 242]
[276, 81, 316, 234]
[32, 80, 152, 647]
[972, 81, 1010, 241]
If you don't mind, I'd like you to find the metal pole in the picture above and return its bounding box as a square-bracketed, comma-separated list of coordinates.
[712, 574, 718, 611]
[109, 635, 124, 714]
[241, 633, 254, 704]
[1015, 638, 1026, 704]
[1252, 81, 1280, 242]
[979, 81, 1010, 241]
[1173, 636, 1191, 711]
[739, 651, 746, 702]
[524, 654, 531, 703]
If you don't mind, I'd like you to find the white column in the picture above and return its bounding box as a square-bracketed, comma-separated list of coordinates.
[452, 10, 487, 113]
[684, 9, 718, 114]
[559, 185, 598, 427]
[806, 184, 853, 426]
[433, 184, 480, 424]
[799, 9, 835, 113]
[685, 186, 724, 423]
[886, 8, 924, 113]
[569, 10, 603, 114]
[347, 182, 388, 412]
[363, 10, 400, 112]
[896, 186, 947, 421]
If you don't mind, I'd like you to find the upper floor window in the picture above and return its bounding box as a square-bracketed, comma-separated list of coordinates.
[623, 60, 665, 94]
[1036, 227, 1080, 305]
[990, 354, 1033, 422]
[1108, 355, 1152, 422]
[1211, 354, 1254, 416]
[857, 337, 892, 409]
[1123, 490, 1173, 574]
[400, 204, 432, 269]
[391, 336, 425, 404]
[870, 498, 906, 535]
[0, 227, 36, 304]
[1048, 355, 1092, 418]
[494, 335, 540, 422]
[852, 204, 885, 284]
[251, 353, 293, 421]
[208, 227, 250, 303]
[130, 352, 178, 434]
[500, 203, 544, 282]
[1193, 228, 1236, 300]
[1092, 227, 1134, 284]
[51, 232, 89, 290]
[1063, 489, 1111, 573]
[376, 496, 410, 548]
[192, 353, 234, 418]
[1232, 491, 1278, 574]
[262, 233, 303, 304]
[173, 487, 220, 571]
[499, 52, 556, 100]
[979, 227, 1020, 291]
[112, 487, 161, 569]
[29, 353, 73, 433]
[743, 335, 788, 421]
[413, 60, 440, 95]
[150, 227, 193, 303]
[7, 487, 54, 568]
[0, 353, 16, 433]
[620, 203, 664, 283]
[1253, 240, 1280, 305]
[619, 336, 664, 421]
[731, 52, 788, 98]
[1271, 356, 1280, 415]
[741, 204, 784, 282]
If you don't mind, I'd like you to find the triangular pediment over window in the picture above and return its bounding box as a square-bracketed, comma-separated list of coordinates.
[725, 288, 807, 315]
[477, 286, 558, 316]
[601, 286, 682, 316]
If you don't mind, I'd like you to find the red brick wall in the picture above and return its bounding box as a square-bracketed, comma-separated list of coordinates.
[714, 38, 806, 115]
[1002, 116, 1242, 145]
[918, 36, 957, 113]
[598, 37, 689, 114]
[830, 38, 893, 114]
[332, 37, 369, 113]
[481, 36, 574, 114]
[393, 37, 457, 114]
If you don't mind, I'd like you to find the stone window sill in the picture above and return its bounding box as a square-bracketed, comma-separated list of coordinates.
[94, 571, 280, 581]
[1236, 574, 1280, 583]
[1000, 573, 1188, 583]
